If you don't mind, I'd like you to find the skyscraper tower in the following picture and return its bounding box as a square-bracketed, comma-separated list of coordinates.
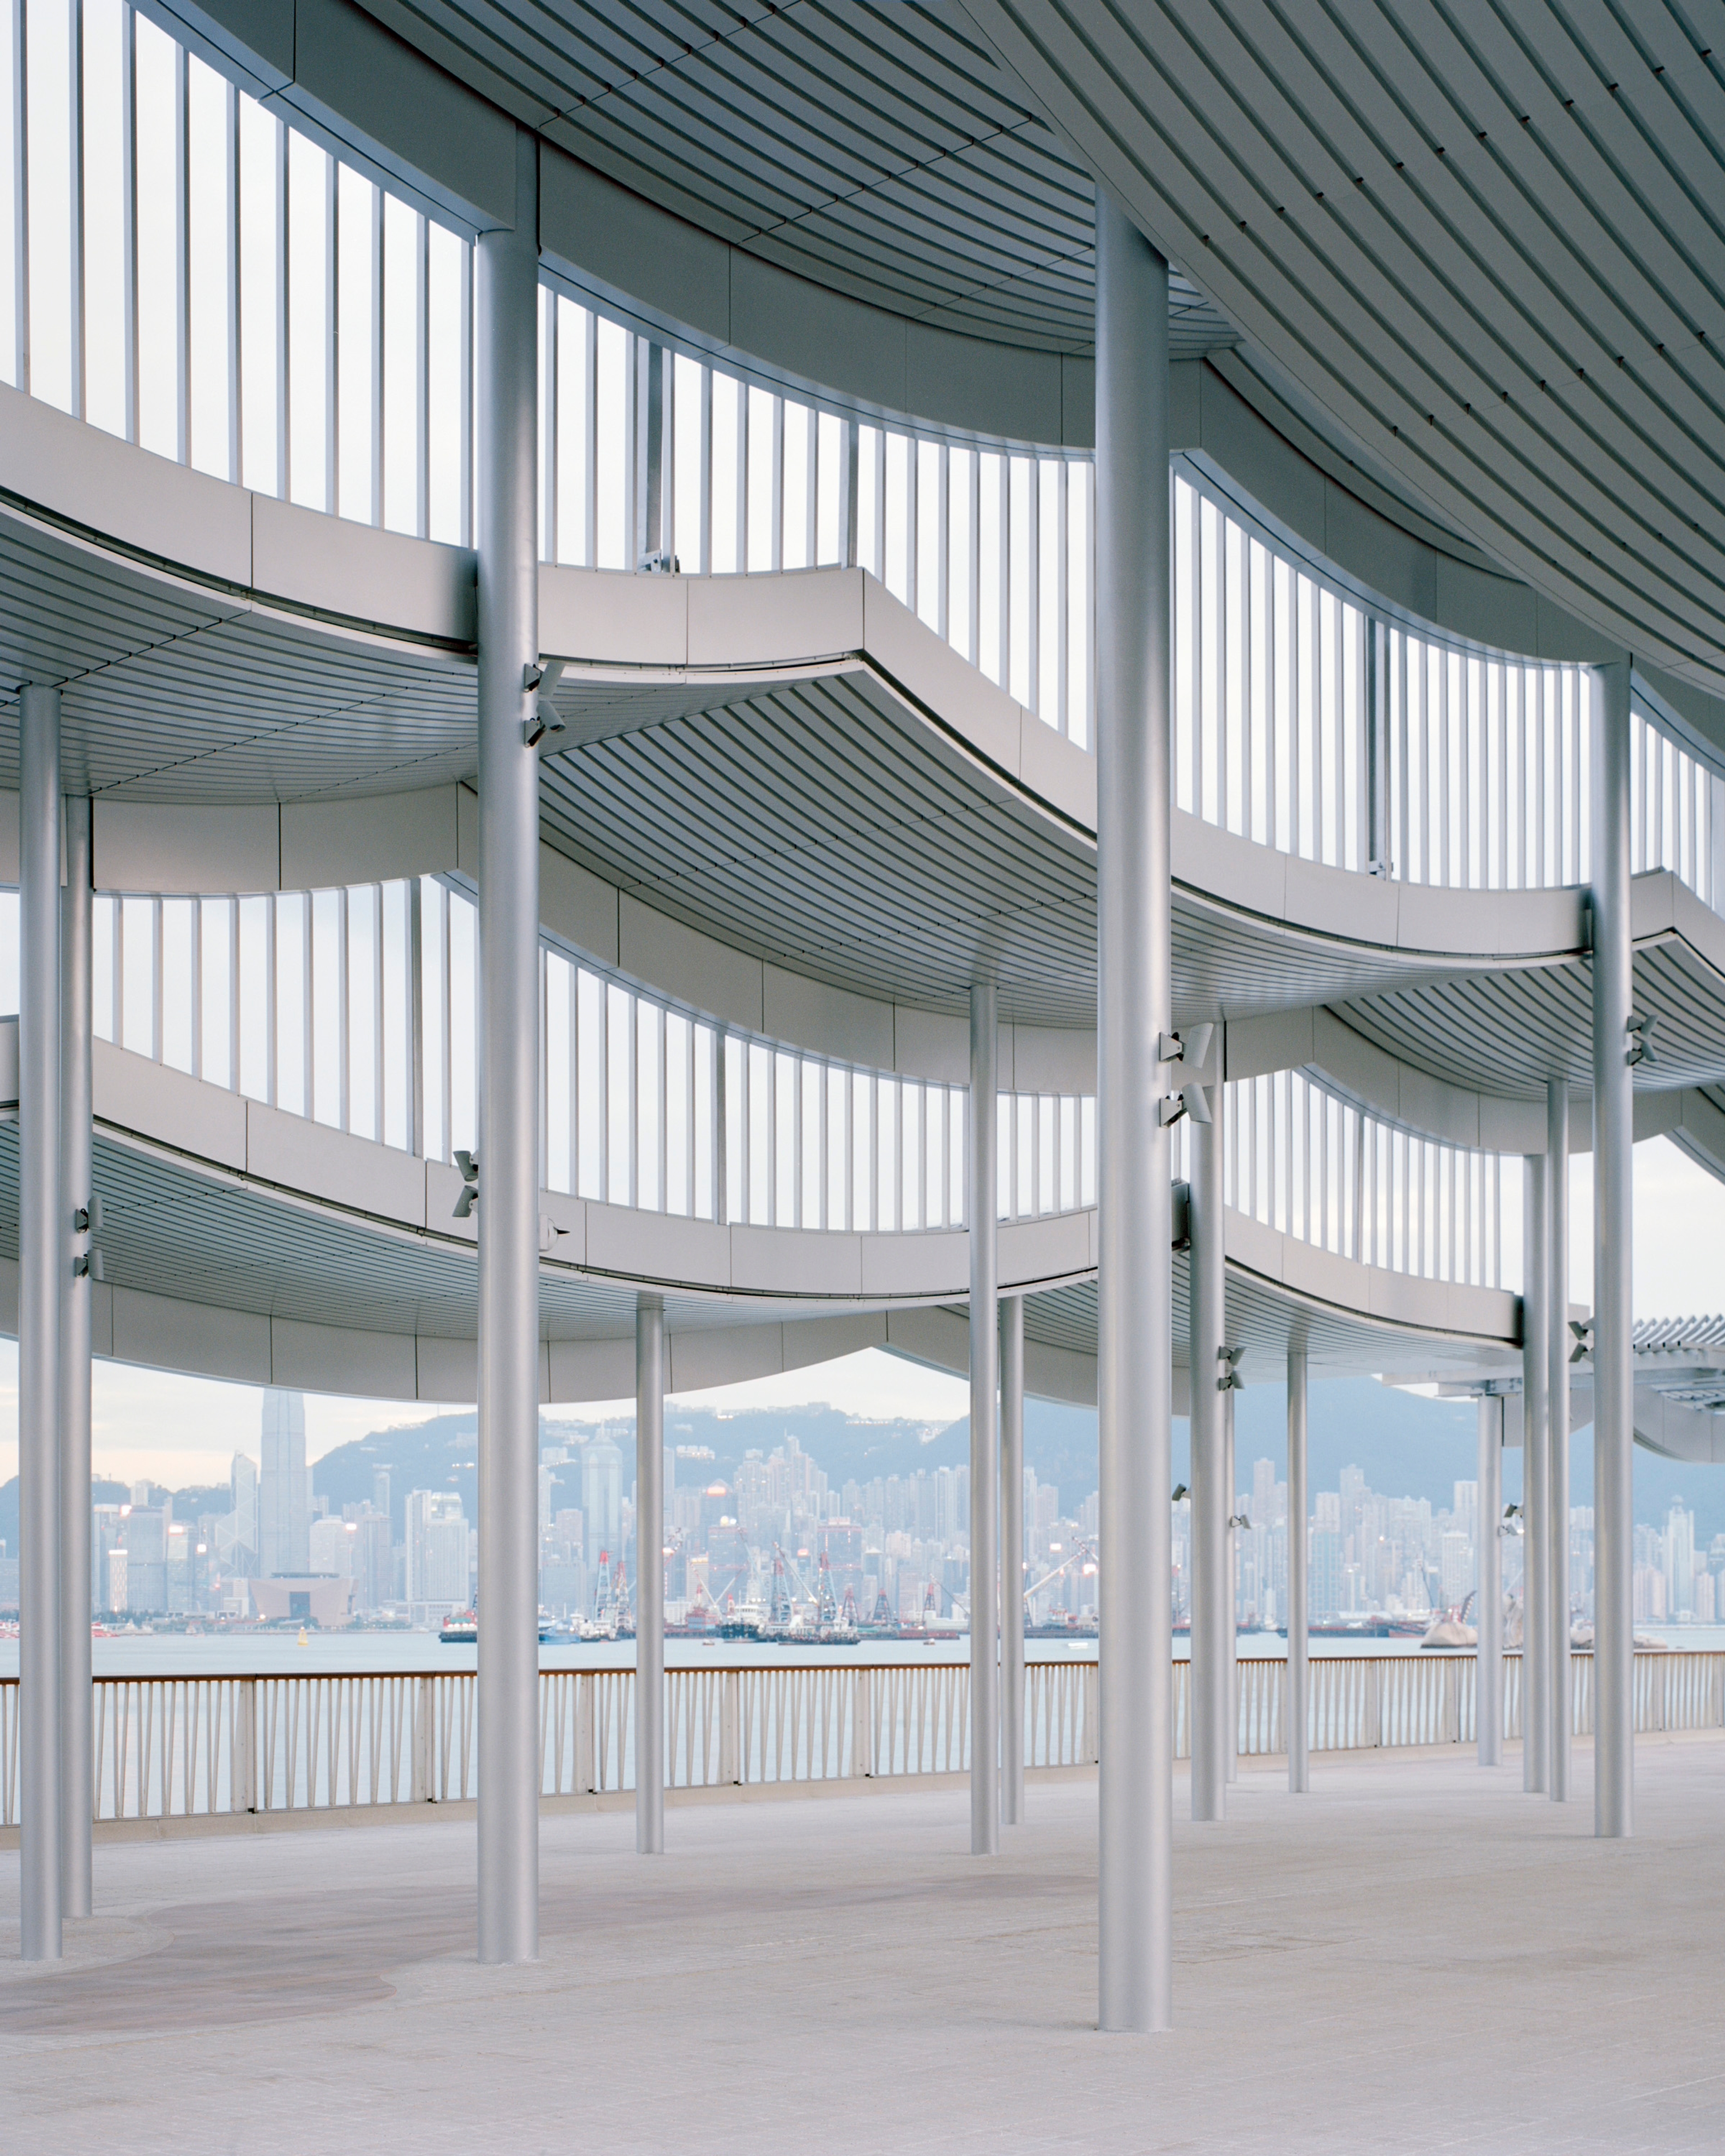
[258, 1389, 309, 1576]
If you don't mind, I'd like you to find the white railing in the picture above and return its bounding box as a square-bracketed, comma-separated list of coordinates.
[5, 868, 1513, 1275]
[13, 0, 1719, 877]
[64, 877, 1088, 1233]
[7, 870, 1513, 1272]
[8, 1651, 1720, 1829]
[1176, 472, 1721, 903]
[1172, 1074, 1513, 1291]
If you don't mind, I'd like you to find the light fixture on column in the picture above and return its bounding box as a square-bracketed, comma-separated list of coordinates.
[1569, 1319, 1593, 1364]
[1157, 1023, 1215, 1126]
[1625, 1012, 1659, 1066]
[538, 1214, 570, 1254]
[453, 1150, 479, 1219]
[1218, 1343, 1244, 1392]
[73, 1193, 104, 1280]
[522, 659, 567, 748]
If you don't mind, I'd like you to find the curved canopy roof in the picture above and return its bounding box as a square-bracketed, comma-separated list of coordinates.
[186, 0, 1725, 699]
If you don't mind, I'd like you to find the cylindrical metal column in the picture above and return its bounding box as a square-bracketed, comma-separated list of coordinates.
[1094, 189, 1172, 2034]
[968, 981, 1000, 1858]
[1522, 1153, 1549, 1795]
[475, 125, 542, 1966]
[61, 793, 93, 1918]
[1188, 1105, 1228, 1821]
[19, 683, 63, 1962]
[1225, 1389, 1238, 1785]
[1546, 1078, 1571, 1803]
[636, 1293, 664, 1855]
[1477, 1392, 1504, 1767]
[1000, 1292, 1025, 1827]
[1286, 1343, 1309, 1794]
[1592, 657, 1634, 1840]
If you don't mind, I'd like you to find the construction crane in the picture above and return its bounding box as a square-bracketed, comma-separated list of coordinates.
[1022, 1538, 1098, 1617]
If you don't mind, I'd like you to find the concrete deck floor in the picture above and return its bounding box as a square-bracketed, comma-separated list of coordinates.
[5, 1739, 1725, 2154]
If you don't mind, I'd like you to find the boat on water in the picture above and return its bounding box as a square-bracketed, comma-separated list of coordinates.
[440, 1609, 558, 1644]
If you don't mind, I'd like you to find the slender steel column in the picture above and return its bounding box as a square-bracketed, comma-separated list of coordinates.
[1546, 1079, 1571, 1803]
[636, 1294, 664, 1854]
[968, 981, 1000, 1856]
[1225, 1390, 1238, 1786]
[1522, 1153, 1549, 1795]
[1000, 1292, 1025, 1827]
[1188, 1104, 1227, 1821]
[1286, 1343, 1309, 1794]
[1094, 190, 1172, 2034]
[19, 684, 63, 1962]
[60, 794, 93, 1918]
[475, 126, 542, 1966]
[1592, 658, 1634, 1839]
[1477, 1392, 1504, 1767]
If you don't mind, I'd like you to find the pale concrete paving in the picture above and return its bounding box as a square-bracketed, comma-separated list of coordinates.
[5, 1739, 1725, 2155]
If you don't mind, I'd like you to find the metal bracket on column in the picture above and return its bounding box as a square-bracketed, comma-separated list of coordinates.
[1159, 1084, 1212, 1127]
[523, 659, 567, 748]
[538, 1213, 570, 1254]
[1159, 1023, 1214, 1070]
[1217, 1343, 1244, 1392]
[1568, 1318, 1594, 1364]
[1625, 1012, 1659, 1067]
[453, 1149, 479, 1219]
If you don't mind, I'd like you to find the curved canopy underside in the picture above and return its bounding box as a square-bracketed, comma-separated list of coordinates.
[960, 0, 1725, 700]
[215, 0, 1725, 700]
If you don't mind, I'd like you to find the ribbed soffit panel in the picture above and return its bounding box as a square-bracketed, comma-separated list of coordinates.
[362, 0, 1234, 362]
[959, 0, 1725, 695]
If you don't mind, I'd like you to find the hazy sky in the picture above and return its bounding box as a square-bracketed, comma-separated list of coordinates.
[0, 1133, 1719, 1490]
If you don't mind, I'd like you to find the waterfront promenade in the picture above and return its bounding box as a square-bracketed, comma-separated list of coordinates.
[5, 1737, 1721, 2153]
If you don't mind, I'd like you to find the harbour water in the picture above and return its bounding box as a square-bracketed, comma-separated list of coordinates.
[10, 1623, 1716, 1680]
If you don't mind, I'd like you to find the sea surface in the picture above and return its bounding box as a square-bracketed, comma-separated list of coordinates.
[10, 1623, 1717, 1680]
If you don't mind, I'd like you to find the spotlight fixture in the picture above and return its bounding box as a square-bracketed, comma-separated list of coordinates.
[522, 658, 568, 748]
[453, 1149, 479, 1219]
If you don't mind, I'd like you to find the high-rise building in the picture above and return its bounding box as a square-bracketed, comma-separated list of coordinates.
[581, 1434, 624, 1567]
[1310, 1528, 1343, 1620]
[258, 1389, 309, 1576]
[406, 1490, 469, 1606]
[1667, 1499, 1696, 1618]
[230, 1452, 259, 1568]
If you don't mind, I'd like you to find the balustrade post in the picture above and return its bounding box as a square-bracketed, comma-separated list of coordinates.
[412, 1675, 433, 1803]
[475, 123, 543, 1966]
[1547, 1079, 1571, 1802]
[636, 1294, 665, 1854]
[232, 1678, 257, 1813]
[576, 1674, 597, 1794]
[1094, 190, 1173, 2034]
[850, 1668, 871, 1780]
[1477, 1393, 1504, 1766]
[19, 683, 63, 1963]
[967, 982, 1000, 1857]
[1592, 656, 1635, 1840]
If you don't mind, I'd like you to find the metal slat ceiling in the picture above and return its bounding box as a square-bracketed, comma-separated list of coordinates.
[1338, 937, 1725, 1097]
[0, 1121, 1512, 1388]
[367, 0, 1235, 360]
[989, 1255, 1516, 1388]
[0, 1126, 906, 1345]
[961, 0, 1725, 697]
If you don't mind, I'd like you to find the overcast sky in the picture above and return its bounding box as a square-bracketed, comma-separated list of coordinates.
[0, 1134, 1720, 1490]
